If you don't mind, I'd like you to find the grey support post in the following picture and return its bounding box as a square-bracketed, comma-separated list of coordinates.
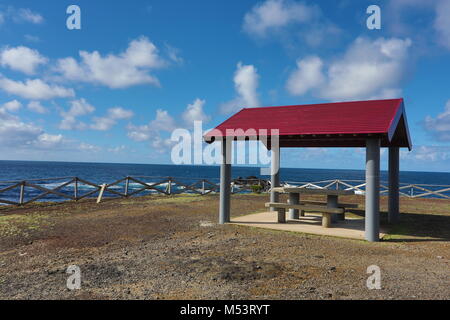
[388, 147, 400, 224]
[289, 193, 300, 219]
[365, 138, 381, 242]
[327, 195, 341, 222]
[277, 208, 286, 223]
[219, 138, 232, 224]
[270, 146, 280, 211]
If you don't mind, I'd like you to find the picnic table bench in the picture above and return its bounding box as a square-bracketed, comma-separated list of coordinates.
[266, 187, 356, 228]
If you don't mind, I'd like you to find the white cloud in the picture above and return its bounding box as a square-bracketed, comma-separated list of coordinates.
[242, 0, 340, 48]
[434, 0, 450, 49]
[0, 107, 16, 121]
[127, 109, 175, 141]
[323, 37, 411, 101]
[78, 142, 101, 152]
[388, 0, 450, 50]
[24, 35, 40, 43]
[0, 103, 103, 155]
[368, 88, 403, 101]
[165, 43, 183, 64]
[90, 117, 116, 132]
[64, 99, 95, 117]
[234, 63, 260, 107]
[127, 125, 152, 142]
[108, 145, 126, 153]
[298, 148, 328, 160]
[150, 136, 174, 153]
[91, 107, 134, 131]
[0, 76, 75, 100]
[55, 36, 167, 89]
[243, 0, 317, 37]
[127, 109, 176, 152]
[0, 107, 62, 150]
[302, 24, 341, 47]
[1, 99, 22, 112]
[182, 98, 210, 125]
[35, 133, 63, 149]
[286, 56, 325, 96]
[286, 37, 412, 101]
[0, 46, 47, 74]
[14, 8, 44, 24]
[401, 145, 450, 162]
[27, 101, 48, 114]
[108, 107, 134, 120]
[221, 62, 260, 114]
[0, 7, 44, 27]
[151, 109, 176, 131]
[0, 117, 42, 146]
[424, 100, 450, 141]
[59, 98, 95, 130]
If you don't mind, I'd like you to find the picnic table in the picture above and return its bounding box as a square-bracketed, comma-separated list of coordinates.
[266, 187, 356, 228]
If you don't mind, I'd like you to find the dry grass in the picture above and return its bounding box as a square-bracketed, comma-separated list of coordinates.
[0, 193, 448, 300]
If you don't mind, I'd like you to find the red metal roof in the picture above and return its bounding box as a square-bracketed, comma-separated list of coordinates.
[204, 99, 412, 150]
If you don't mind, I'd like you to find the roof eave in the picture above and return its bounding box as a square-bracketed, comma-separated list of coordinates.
[387, 99, 413, 151]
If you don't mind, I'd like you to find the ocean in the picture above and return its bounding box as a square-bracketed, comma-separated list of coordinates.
[0, 160, 449, 203]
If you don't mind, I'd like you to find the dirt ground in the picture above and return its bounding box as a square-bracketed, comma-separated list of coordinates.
[0, 193, 449, 300]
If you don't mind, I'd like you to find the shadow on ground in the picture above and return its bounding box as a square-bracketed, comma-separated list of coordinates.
[347, 209, 450, 242]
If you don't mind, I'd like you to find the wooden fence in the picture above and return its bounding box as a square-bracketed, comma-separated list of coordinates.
[0, 176, 448, 206]
[0, 176, 269, 206]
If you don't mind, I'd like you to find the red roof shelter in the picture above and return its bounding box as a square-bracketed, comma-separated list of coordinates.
[204, 98, 413, 242]
[205, 98, 411, 150]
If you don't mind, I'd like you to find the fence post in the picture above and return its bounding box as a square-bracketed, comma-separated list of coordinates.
[97, 184, 107, 204]
[19, 181, 25, 205]
[167, 177, 172, 195]
[336, 179, 339, 190]
[74, 177, 79, 200]
[124, 177, 130, 197]
[201, 180, 205, 195]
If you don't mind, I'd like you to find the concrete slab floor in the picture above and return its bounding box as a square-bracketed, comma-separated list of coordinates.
[230, 211, 386, 240]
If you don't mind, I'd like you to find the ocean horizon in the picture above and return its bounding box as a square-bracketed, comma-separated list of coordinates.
[1, 159, 449, 203]
[1, 159, 449, 184]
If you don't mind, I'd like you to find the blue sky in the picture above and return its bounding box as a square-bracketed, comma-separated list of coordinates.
[0, 0, 450, 172]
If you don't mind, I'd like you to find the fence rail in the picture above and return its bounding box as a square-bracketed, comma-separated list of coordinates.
[284, 179, 450, 199]
[0, 176, 223, 206]
[0, 176, 449, 206]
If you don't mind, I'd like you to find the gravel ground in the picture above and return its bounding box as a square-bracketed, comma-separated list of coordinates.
[0, 194, 448, 300]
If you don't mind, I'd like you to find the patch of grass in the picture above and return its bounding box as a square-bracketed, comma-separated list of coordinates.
[342, 212, 362, 219]
[0, 201, 67, 212]
[235, 193, 267, 197]
[0, 212, 52, 237]
[118, 194, 211, 205]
